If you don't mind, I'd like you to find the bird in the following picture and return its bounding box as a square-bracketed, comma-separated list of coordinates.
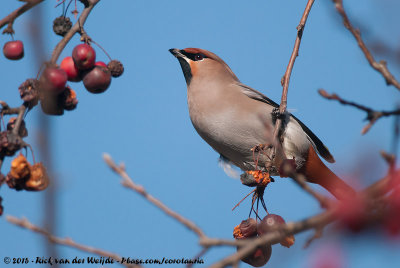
[169, 47, 355, 200]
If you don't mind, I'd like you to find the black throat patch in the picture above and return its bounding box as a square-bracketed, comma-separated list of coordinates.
[177, 57, 192, 85]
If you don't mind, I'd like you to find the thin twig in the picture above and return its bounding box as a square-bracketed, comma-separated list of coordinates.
[0, 0, 44, 31]
[319, 89, 400, 134]
[50, 0, 100, 64]
[103, 153, 206, 238]
[332, 0, 400, 90]
[6, 216, 140, 268]
[268, 0, 315, 170]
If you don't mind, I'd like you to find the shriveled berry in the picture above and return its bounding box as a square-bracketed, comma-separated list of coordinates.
[53, 16, 72, 36]
[7, 117, 28, 138]
[3, 40, 24, 60]
[107, 59, 124, 77]
[72, 43, 96, 70]
[19, 78, 39, 108]
[239, 218, 258, 238]
[60, 56, 81, 82]
[83, 66, 111, 94]
[61, 86, 78, 111]
[24, 162, 49, 191]
[241, 244, 272, 267]
[40, 67, 67, 94]
[0, 131, 23, 157]
[9, 154, 31, 180]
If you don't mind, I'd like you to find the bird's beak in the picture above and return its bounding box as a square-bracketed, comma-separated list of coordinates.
[169, 48, 184, 58]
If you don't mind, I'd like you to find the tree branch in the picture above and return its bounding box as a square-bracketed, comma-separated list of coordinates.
[50, 0, 100, 64]
[6, 215, 140, 268]
[103, 153, 206, 238]
[0, 0, 44, 31]
[319, 89, 400, 134]
[268, 0, 315, 170]
[332, 0, 400, 90]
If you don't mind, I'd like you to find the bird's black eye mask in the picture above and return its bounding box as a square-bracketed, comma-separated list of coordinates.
[179, 50, 208, 61]
[177, 51, 208, 85]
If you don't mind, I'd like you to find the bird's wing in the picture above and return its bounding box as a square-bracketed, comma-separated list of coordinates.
[238, 83, 335, 163]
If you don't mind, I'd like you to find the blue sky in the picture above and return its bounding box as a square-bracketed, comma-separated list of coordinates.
[1, 0, 400, 267]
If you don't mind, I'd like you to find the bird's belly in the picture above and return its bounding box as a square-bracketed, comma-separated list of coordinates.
[190, 108, 272, 171]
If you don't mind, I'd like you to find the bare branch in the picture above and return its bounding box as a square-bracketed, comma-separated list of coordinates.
[319, 89, 400, 134]
[0, 0, 44, 31]
[268, 0, 315, 170]
[332, 0, 400, 90]
[103, 153, 206, 238]
[6, 216, 140, 268]
[50, 0, 100, 64]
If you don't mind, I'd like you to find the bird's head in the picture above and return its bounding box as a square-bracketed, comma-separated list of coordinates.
[169, 48, 239, 86]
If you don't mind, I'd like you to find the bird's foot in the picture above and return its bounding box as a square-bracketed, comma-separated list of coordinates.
[272, 107, 285, 120]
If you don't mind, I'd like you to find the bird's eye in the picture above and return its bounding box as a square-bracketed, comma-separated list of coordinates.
[194, 54, 204, 61]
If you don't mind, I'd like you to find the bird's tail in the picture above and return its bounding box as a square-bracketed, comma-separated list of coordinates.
[300, 146, 356, 200]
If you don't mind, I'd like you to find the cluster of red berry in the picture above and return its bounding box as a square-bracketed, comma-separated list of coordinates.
[233, 214, 294, 267]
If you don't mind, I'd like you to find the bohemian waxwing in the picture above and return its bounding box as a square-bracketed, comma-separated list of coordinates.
[169, 47, 355, 200]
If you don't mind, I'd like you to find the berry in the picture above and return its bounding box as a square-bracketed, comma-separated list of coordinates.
[72, 43, 96, 70]
[40, 67, 67, 94]
[24, 163, 49, 191]
[61, 86, 78, 111]
[257, 214, 285, 235]
[107, 59, 124, 77]
[82, 66, 111, 94]
[95, 61, 107, 68]
[18, 78, 39, 108]
[60, 56, 81, 82]
[258, 214, 295, 248]
[241, 244, 272, 267]
[3, 40, 24, 60]
[7, 118, 28, 138]
[53, 16, 72, 36]
[233, 218, 257, 239]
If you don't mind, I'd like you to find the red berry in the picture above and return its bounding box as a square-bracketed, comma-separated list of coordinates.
[241, 244, 272, 267]
[257, 214, 285, 235]
[3, 40, 24, 60]
[60, 56, 81, 82]
[41, 67, 67, 94]
[82, 66, 111, 94]
[95, 61, 107, 68]
[72, 43, 96, 70]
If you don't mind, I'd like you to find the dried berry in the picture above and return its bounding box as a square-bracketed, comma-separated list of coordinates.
[53, 16, 72, 36]
[3, 40, 24, 60]
[19, 78, 39, 108]
[61, 86, 78, 111]
[9, 154, 31, 179]
[233, 218, 258, 239]
[25, 163, 49, 191]
[0, 131, 23, 157]
[107, 59, 124, 77]
[7, 117, 28, 137]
